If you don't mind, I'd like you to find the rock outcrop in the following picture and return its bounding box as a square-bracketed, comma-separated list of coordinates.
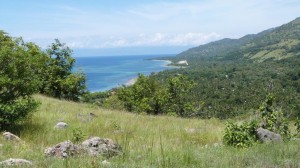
[44, 140, 79, 158]
[256, 127, 282, 143]
[0, 158, 32, 166]
[44, 137, 121, 158]
[81, 137, 122, 157]
[2, 132, 21, 141]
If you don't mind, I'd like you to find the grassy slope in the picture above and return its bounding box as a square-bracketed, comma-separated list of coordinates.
[0, 95, 300, 167]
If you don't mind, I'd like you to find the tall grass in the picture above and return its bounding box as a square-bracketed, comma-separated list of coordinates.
[0, 95, 299, 167]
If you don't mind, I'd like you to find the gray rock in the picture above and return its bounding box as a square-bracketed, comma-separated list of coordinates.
[102, 160, 111, 166]
[81, 137, 122, 157]
[45, 137, 121, 159]
[2, 132, 21, 141]
[256, 127, 282, 143]
[55, 122, 68, 129]
[0, 158, 32, 166]
[44, 140, 79, 158]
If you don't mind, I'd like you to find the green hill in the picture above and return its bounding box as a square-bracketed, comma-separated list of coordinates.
[153, 17, 300, 119]
[174, 17, 300, 63]
[1, 95, 300, 167]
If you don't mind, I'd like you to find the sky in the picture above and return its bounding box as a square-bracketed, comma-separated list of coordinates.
[0, 0, 299, 56]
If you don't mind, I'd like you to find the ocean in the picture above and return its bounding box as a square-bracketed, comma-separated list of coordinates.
[75, 55, 175, 92]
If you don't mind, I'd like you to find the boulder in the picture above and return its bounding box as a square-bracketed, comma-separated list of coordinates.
[2, 132, 21, 141]
[44, 140, 79, 158]
[81, 137, 122, 157]
[0, 158, 32, 166]
[55, 122, 68, 129]
[256, 127, 282, 143]
[44, 137, 121, 159]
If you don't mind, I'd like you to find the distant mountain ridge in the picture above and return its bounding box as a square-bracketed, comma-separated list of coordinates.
[174, 17, 300, 63]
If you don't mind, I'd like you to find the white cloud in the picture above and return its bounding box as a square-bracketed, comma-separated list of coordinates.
[52, 32, 222, 49]
[17, 0, 300, 50]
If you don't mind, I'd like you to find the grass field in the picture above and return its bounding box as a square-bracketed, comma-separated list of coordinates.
[1, 95, 300, 167]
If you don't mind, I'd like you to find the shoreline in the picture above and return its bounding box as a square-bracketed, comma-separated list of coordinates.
[125, 78, 137, 86]
[87, 57, 177, 93]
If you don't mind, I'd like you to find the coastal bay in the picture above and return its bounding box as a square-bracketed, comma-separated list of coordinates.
[75, 55, 174, 92]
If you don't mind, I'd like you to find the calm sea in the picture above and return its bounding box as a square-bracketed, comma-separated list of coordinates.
[75, 55, 175, 92]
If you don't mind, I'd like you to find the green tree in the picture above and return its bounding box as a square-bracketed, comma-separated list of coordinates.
[166, 75, 195, 116]
[117, 74, 165, 114]
[116, 74, 195, 116]
[0, 31, 41, 127]
[41, 39, 86, 101]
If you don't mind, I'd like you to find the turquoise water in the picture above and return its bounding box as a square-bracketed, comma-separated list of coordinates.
[75, 55, 174, 92]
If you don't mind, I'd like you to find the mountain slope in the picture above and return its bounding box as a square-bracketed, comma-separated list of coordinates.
[174, 17, 300, 63]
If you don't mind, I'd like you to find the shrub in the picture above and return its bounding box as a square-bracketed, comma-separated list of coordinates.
[223, 121, 258, 148]
[259, 94, 291, 141]
[0, 31, 42, 127]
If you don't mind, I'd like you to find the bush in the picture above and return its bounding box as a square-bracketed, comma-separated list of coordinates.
[259, 94, 291, 141]
[223, 121, 258, 148]
[0, 31, 42, 127]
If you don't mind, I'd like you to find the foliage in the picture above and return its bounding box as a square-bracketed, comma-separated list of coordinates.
[154, 55, 300, 119]
[223, 95, 291, 148]
[166, 75, 195, 116]
[151, 18, 300, 119]
[116, 74, 195, 116]
[117, 74, 165, 114]
[223, 121, 258, 148]
[294, 118, 300, 136]
[72, 127, 85, 143]
[81, 91, 110, 106]
[40, 39, 86, 101]
[259, 94, 291, 140]
[0, 31, 41, 127]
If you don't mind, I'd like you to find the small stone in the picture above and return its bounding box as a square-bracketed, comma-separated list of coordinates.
[0, 158, 32, 166]
[102, 160, 111, 166]
[185, 128, 198, 133]
[55, 122, 68, 129]
[2, 132, 21, 141]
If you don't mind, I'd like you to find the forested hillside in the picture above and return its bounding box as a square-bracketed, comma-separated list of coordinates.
[151, 17, 300, 119]
[173, 17, 300, 63]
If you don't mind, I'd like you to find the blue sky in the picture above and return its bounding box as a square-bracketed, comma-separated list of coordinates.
[0, 0, 299, 56]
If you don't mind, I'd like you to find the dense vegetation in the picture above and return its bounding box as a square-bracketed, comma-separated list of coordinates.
[152, 17, 300, 119]
[0, 31, 86, 128]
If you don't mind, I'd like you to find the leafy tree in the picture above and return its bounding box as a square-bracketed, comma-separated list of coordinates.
[117, 74, 165, 114]
[41, 39, 86, 101]
[116, 74, 195, 116]
[0, 31, 41, 127]
[166, 75, 195, 116]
